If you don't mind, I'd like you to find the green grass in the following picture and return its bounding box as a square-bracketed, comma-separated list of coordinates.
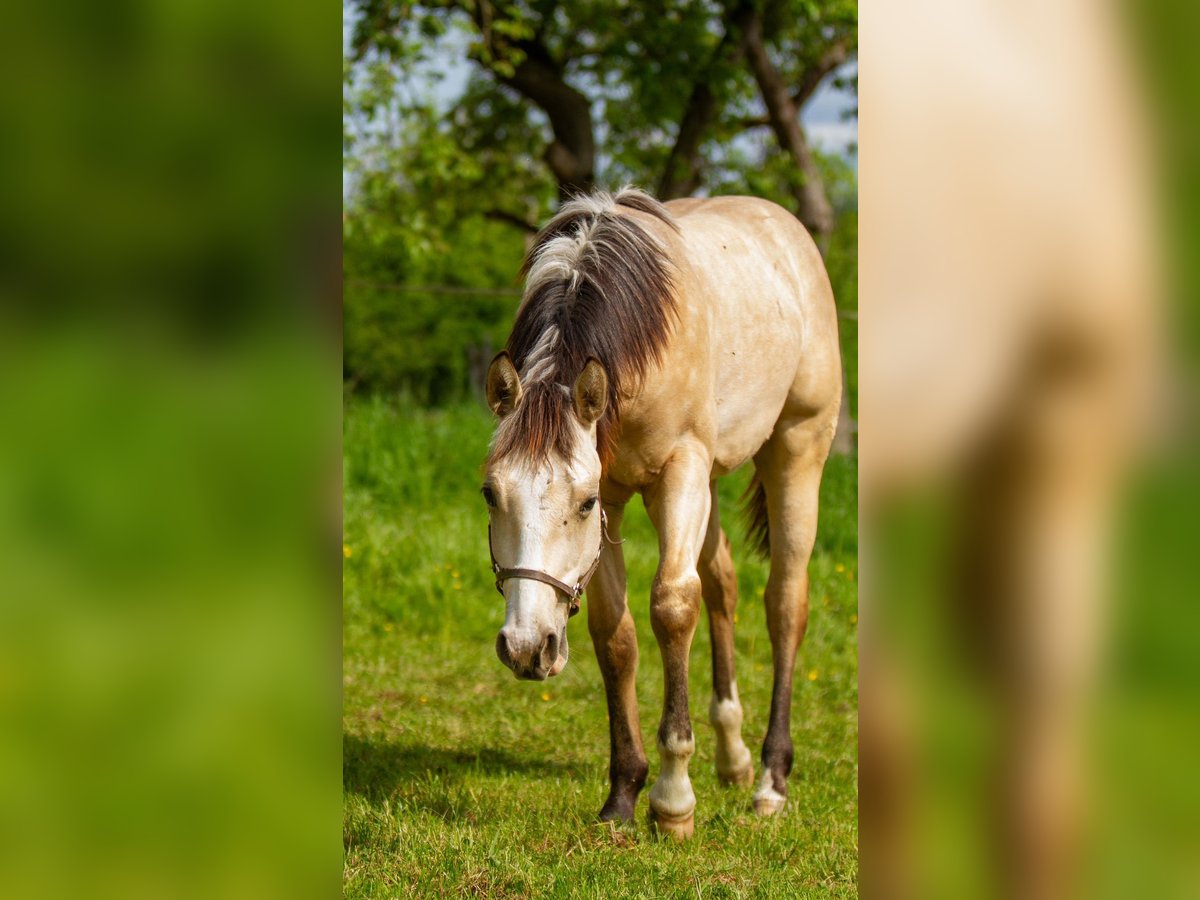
[343, 395, 858, 897]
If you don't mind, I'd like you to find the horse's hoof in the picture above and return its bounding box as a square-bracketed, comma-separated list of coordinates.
[753, 770, 786, 816]
[752, 793, 786, 816]
[648, 806, 695, 840]
[598, 798, 636, 824]
[718, 760, 755, 788]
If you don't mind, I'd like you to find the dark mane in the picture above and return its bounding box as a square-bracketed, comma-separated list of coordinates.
[489, 187, 679, 472]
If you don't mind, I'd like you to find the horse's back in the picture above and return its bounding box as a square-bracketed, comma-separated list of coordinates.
[662, 196, 841, 474]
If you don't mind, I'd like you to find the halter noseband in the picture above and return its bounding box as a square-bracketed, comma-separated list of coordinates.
[488, 509, 608, 618]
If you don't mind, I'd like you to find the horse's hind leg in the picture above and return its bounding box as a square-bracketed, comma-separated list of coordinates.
[586, 498, 649, 823]
[753, 415, 836, 815]
[699, 483, 754, 787]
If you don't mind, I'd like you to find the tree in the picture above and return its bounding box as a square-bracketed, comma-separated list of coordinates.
[347, 0, 855, 236]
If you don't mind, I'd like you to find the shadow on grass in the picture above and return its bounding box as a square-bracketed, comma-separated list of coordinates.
[344, 733, 590, 803]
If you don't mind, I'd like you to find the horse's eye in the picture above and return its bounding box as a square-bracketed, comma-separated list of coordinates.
[481, 486, 497, 508]
[580, 497, 598, 515]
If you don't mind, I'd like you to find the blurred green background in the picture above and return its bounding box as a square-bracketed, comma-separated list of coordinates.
[0, 2, 340, 899]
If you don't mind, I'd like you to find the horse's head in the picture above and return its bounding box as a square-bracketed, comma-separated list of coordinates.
[482, 352, 608, 680]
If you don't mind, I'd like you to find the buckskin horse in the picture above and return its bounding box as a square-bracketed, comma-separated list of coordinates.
[480, 187, 841, 838]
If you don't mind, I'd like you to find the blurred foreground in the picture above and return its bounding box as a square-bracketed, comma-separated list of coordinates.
[860, 1, 1198, 897]
[0, 2, 339, 899]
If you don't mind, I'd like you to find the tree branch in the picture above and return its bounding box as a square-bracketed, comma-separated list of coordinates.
[503, 40, 595, 197]
[738, 39, 854, 131]
[793, 38, 852, 110]
[467, 2, 595, 199]
[743, 10, 834, 238]
[657, 1, 755, 200]
[484, 208, 539, 234]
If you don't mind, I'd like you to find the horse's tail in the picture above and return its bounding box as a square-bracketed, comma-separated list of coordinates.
[741, 469, 770, 558]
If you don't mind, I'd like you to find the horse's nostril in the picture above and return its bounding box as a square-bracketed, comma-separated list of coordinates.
[496, 631, 514, 669]
[541, 632, 559, 670]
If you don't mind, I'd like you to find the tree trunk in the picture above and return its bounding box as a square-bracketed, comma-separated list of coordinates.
[470, 0, 595, 200]
[658, 2, 755, 200]
[743, 13, 834, 239]
[658, 82, 718, 200]
[504, 41, 595, 199]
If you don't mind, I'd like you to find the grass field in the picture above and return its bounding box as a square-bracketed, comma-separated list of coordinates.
[343, 395, 858, 897]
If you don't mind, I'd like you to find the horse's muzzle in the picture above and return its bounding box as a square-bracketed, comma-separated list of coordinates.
[496, 627, 561, 680]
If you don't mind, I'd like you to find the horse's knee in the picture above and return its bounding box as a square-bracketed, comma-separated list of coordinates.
[650, 572, 701, 639]
[591, 619, 638, 686]
[589, 602, 632, 640]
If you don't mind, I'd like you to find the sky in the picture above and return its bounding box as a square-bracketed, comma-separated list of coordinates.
[799, 63, 858, 158]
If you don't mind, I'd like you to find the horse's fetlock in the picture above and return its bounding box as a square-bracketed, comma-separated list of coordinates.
[631, 756, 650, 790]
[710, 696, 744, 732]
[657, 727, 695, 760]
[762, 740, 794, 780]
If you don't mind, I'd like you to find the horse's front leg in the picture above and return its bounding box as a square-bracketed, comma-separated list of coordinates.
[586, 497, 648, 823]
[643, 447, 712, 839]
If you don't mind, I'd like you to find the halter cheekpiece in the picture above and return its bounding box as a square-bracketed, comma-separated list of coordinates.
[488, 509, 609, 618]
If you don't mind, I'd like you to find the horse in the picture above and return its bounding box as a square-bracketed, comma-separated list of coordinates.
[480, 187, 842, 838]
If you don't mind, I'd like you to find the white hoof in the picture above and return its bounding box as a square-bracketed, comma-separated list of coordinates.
[648, 805, 695, 840]
[753, 793, 785, 816]
[753, 770, 786, 816]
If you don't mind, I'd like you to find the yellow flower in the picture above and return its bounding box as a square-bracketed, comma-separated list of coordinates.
[541, 692, 551, 701]
[383, 623, 394, 632]
[834, 562, 844, 573]
[733, 613, 739, 625]
[452, 571, 460, 579]
[343, 545, 352, 558]
[850, 614, 858, 625]
[419, 696, 428, 704]
[807, 669, 818, 681]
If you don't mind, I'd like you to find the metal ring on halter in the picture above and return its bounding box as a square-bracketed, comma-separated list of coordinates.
[488, 509, 610, 618]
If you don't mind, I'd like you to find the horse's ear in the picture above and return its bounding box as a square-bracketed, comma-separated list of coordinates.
[572, 358, 608, 426]
[486, 352, 522, 418]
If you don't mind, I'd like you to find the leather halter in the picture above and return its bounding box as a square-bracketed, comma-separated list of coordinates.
[488, 509, 608, 618]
